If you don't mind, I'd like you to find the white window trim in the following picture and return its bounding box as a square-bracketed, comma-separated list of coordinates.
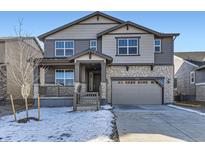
[90, 40, 97, 51]
[154, 39, 161, 53]
[117, 38, 139, 55]
[190, 71, 195, 84]
[55, 40, 74, 57]
[55, 69, 74, 86]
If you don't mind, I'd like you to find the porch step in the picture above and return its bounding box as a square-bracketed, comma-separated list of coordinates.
[76, 104, 98, 111]
[75, 91, 100, 111]
[76, 100, 100, 111]
[79, 100, 99, 105]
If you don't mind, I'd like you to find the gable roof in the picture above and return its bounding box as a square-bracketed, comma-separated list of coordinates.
[186, 59, 205, 67]
[175, 51, 205, 61]
[69, 49, 113, 63]
[97, 21, 180, 37]
[174, 55, 199, 67]
[195, 64, 205, 71]
[38, 11, 124, 41]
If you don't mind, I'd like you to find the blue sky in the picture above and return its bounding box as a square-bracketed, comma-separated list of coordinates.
[0, 11, 205, 52]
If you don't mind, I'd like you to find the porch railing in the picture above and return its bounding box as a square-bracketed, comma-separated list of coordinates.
[39, 85, 74, 97]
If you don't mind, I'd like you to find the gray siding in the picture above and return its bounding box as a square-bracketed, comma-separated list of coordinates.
[102, 33, 155, 64]
[154, 37, 174, 65]
[196, 69, 205, 83]
[44, 39, 102, 58]
[46, 24, 118, 40]
[97, 38, 102, 52]
[0, 41, 5, 63]
[45, 67, 55, 84]
[174, 57, 196, 96]
[196, 85, 205, 102]
[75, 40, 90, 53]
[44, 40, 55, 57]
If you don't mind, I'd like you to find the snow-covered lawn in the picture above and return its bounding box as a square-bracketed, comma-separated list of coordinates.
[0, 106, 115, 142]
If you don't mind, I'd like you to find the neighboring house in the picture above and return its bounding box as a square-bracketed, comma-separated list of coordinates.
[0, 37, 43, 104]
[174, 52, 205, 102]
[34, 11, 179, 109]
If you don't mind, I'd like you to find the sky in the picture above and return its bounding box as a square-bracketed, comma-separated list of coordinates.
[0, 11, 205, 52]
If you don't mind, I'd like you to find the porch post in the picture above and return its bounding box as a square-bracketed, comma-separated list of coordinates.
[81, 65, 86, 93]
[34, 66, 40, 99]
[100, 61, 106, 100]
[40, 67, 45, 86]
[73, 61, 80, 111]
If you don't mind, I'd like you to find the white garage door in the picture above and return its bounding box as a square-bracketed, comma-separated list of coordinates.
[112, 80, 162, 105]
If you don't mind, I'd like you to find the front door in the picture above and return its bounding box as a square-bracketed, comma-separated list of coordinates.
[88, 72, 94, 91]
[93, 74, 101, 92]
[88, 71, 101, 92]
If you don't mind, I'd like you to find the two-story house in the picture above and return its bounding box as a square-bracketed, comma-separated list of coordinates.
[34, 11, 179, 110]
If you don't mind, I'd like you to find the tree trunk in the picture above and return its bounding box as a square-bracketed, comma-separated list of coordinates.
[10, 94, 17, 121]
[24, 97, 28, 119]
[38, 95, 40, 120]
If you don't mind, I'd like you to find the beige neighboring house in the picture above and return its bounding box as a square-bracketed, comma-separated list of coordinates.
[174, 52, 205, 102]
[34, 11, 179, 110]
[0, 37, 43, 104]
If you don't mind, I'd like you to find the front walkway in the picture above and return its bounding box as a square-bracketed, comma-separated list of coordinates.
[114, 105, 205, 142]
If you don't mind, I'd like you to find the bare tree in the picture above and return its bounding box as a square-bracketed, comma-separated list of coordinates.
[0, 19, 45, 120]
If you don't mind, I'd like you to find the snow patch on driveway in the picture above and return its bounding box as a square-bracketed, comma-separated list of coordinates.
[0, 107, 114, 142]
[168, 104, 205, 116]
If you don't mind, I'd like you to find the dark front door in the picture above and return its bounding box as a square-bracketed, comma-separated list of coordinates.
[93, 74, 101, 92]
[88, 71, 101, 92]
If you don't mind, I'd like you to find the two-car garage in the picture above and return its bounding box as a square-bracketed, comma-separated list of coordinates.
[111, 78, 163, 105]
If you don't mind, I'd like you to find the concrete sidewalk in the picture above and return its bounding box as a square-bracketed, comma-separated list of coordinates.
[114, 105, 205, 142]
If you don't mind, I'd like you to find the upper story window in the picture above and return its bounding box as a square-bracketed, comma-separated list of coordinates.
[55, 41, 74, 57]
[117, 38, 139, 55]
[174, 78, 177, 89]
[55, 69, 74, 86]
[90, 40, 97, 51]
[154, 39, 161, 53]
[190, 71, 195, 84]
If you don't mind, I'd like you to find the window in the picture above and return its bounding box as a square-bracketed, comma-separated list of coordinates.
[117, 38, 139, 55]
[55, 41, 74, 57]
[90, 40, 97, 51]
[190, 71, 195, 84]
[174, 78, 177, 89]
[55, 69, 74, 86]
[154, 39, 161, 53]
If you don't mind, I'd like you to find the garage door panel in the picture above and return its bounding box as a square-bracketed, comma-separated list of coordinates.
[112, 80, 162, 105]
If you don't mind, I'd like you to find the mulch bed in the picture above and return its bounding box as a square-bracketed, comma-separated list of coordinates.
[17, 117, 39, 123]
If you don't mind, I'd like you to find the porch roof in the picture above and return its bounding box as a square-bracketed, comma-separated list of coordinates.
[37, 57, 73, 66]
[37, 49, 113, 65]
[68, 49, 113, 64]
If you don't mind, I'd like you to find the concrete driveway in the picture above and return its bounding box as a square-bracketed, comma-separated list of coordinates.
[114, 105, 205, 142]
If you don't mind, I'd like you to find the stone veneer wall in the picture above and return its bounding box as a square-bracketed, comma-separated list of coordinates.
[106, 65, 174, 104]
[196, 85, 205, 102]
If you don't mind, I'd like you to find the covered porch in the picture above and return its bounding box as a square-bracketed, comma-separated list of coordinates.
[70, 50, 112, 111]
[34, 50, 112, 110]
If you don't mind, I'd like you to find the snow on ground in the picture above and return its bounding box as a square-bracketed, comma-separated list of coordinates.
[0, 107, 114, 142]
[101, 104, 113, 110]
[168, 104, 205, 116]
